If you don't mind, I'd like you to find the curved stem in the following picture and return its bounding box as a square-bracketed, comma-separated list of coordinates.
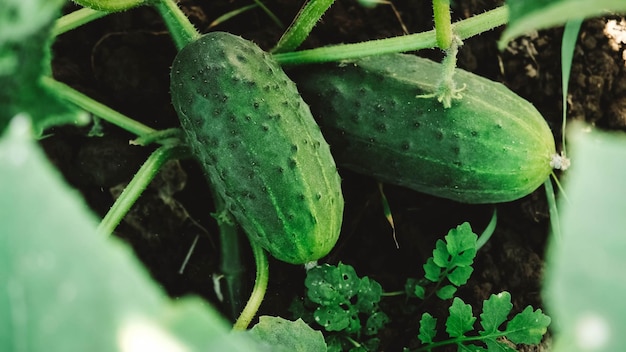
[53, 7, 109, 36]
[232, 239, 269, 331]
[97, 144, 190, 236]
[476, 208, 497, 250]
[211, 198, 247, 321]
[273, 5, 508, 66]
[41, 77, 157, 137]
[545, 175, 561, 243]
[152, 0, 201, 50]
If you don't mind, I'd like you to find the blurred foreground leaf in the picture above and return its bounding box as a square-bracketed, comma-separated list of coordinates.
[249, 316, 327, 352]
[0, 116, 262, 351]
[544, 125, 626, 351]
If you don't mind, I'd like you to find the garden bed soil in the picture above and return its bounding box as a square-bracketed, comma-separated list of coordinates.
[46, 1, 626, 350]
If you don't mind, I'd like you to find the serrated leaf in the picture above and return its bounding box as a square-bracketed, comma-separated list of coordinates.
[365, 311, 389, 336]
[446, 297, 476, 338]
[249, 316, 327, 352]
[418, 313, 437, 344]
[447, 266, 474, 287]
[313, 305, 357, 332]
[480, 292, 513, 335]
[305, 263, 360, 306]
[446, 223, 477, 267]
[433, 239, 450, 267]
[355, 276, 382, 313]
[423, 257, 442, 282]
[500, 0, 626, 48]
[505, 306, 551, 344]
[436, 285, 457, 300]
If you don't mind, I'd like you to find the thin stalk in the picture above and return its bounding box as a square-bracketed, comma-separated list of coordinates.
[209, 4, 258, 29]
[213, 199, 247, 321]
[232, 239, 269, 331]
[253, 0, 284, 29]
[476, 208, 497, 250]
[97, 144, 190, 236]
[152, 0, 201, 50]
[273, 5, 508, 65]
[53, 7, 109, 36]
[41, 77, 156, 137]
[272, 0, 336, 53]
[432, 0, 453, 49]
[561, 19, 583, 156]
[545, 175, 561, 242]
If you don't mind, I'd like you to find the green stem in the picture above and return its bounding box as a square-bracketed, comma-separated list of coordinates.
[476, 208, 497, 250]
[152, 0, 201, 50]
[41, 77, 157, 137]
[212, 199, 247, 321]
[53, 7, 109, 36]
[432, 0, 453, 49]
[561, 19, 582, 157]
[232, 239, 269, 330]
[97, 144, 190, 236]
[271, 0, 336, 53]
[273, 5, 508, 66]
[545, 175, 561, 242]
[413, 330, 510, 351]
[253, 0, 284, 29]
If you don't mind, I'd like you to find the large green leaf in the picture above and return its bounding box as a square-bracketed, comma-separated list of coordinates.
[500, 0, 626, 48]
[544, 125, 626, 351]
[0, 116, 261, 351]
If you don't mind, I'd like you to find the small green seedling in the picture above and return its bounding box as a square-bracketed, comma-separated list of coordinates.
[406, 223, 476, 300]
[291, 262, 389, 352]
[294, 223, 550, 351]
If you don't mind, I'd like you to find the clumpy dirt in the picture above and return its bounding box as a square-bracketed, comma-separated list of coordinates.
[45, 0, 626, 350]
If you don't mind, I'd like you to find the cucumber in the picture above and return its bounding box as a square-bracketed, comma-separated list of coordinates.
[292, 53, 556, 204]
[170, 32, 343, 264]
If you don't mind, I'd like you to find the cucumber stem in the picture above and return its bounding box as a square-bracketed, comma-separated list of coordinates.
[152, 0, 201, 50]
[213, 204, 247, 321]
[544, 176, 562, 243]
[273, 5, 509, 65]
[432, 0, 453, 50]
[232, 239, 269, 330]
[96, 144, 190, 236]
[53, 7, 109, 36]
[41, 77, 157, 137]
[271, 0, 336, 54]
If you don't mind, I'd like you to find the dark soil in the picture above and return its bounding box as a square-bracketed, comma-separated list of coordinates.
[46, 1, 626, 351]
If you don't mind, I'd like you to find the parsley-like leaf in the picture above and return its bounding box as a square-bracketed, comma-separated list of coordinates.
[446, 297, 476, 338]
[418, 313, 437, 344]
[505, 306, 551, 344]
[480, 292, 513, 334]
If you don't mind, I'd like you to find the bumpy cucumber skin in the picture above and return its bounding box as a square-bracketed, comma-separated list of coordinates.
[293, 54, 556, 204]
[170, 32, 343, 264]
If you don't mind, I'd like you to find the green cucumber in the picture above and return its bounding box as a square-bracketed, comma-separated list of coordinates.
[170, 32, 343, 264]
[292, 53, 556, 204]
